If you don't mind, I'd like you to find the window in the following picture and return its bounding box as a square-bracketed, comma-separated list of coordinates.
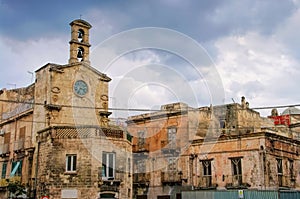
[137, 159, 146, 173]
[277, 159, 283, 174]
[167, 127, 177, 148]
[219, 120, 225, 128]
[66, 154, 77, 172]
[289, 159, 294, 179]
[138, 131, 145, 147]
[167, 157, 177, 171]
[202, 160, 212, 176]
[231, 158, 242, 185]
[128, 158, 131, 174]
[11, 161, 22, 177]
[201, 160, 212, 187]
[1, 162, 7, 179]
[277, 158, 283, 186]
[102, 152, 115, 179]
[19, 127, 26, 139]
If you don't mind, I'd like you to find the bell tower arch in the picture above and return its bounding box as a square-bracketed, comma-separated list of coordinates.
[69, 19, 92, 64]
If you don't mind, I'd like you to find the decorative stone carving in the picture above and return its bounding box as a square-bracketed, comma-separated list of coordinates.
[51, 87, 61, 93]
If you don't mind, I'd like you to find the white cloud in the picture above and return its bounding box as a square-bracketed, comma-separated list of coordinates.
[0, 36, 68, 88]
[214, 31, 300, 116]
[275, 7, 300, 60]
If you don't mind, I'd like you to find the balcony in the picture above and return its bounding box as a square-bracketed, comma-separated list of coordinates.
[197, 176, 217, 189]
[225, 175, 250, 189]
[13, 137, 33, 153]
[13, 139, 24, 153]
[133, 173, 150, 186]
[133, 143, 149, 153]
[278, 175, 296, 188]
[160, 140, 180, 154]
[0, 179, 8, 188]
[37, 126, 125, 140]
[0, 176, 21, 188]
[99, 184, 119, 192]
[0, 144, 9, 157]
[161, 171, 182, 186]
[99, 172, 122, 192]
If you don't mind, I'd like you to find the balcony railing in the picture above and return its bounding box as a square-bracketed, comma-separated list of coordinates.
[99, 184, 119, 192]
[161, 171, 182, 185]
[133, 173, 150, 183]
[232, 175, 243, 187]
[99, 172, 122, 192]
[160, 140, 180, 154]
[13, 137, 33, 153]
[14, 139, 24, 152]
[278, 175, 296, 188]
[0, 176, 21, 188]
[0, 144, 9, 155]
[133, 143, 149, 152]
[198, 176, 213, 188]
[38, 126, 126, 140]
[225, 175, 249, 189]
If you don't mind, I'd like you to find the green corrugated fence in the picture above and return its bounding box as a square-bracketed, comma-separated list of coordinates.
[181, 190, 300, 199]
[280, 191, 300, 199]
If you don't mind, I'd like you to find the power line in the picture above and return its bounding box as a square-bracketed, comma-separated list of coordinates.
[0, 98, 299, 112]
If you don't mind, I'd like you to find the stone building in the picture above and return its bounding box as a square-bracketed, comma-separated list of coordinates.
[127, 98, 300, 199]
[0, 85, 35, 198]
[0, 19, 132, 199]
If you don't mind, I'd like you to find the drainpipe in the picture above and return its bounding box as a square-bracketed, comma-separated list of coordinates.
[33, 140, 40, 199]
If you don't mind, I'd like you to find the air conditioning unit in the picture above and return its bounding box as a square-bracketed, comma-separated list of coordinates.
[0, 129, 5, 136]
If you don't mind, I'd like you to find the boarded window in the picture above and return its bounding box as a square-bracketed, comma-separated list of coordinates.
[4, 132, 10, 144]
[19, 127, 25, 140]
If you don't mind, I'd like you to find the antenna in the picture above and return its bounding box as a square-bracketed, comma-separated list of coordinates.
[80, 14, 82, 19]
[28, 71, 34, 83]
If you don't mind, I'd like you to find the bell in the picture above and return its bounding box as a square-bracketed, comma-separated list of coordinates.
[78, 30, 83, 39]
[77, 49, 83, 58]
[78, 30, 83, 42]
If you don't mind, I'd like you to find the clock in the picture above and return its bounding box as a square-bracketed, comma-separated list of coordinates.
[74, 80, 88, 96]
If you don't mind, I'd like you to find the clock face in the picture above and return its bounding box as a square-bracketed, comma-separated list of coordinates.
[74, 80, 88, 96]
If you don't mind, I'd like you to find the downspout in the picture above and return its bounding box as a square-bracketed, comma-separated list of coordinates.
[34, 140, 40, 199]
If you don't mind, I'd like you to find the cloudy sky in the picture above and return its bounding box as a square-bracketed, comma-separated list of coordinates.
[0, 0, 300, 117]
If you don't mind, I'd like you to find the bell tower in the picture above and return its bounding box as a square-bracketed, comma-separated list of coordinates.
[69, 19, 92, 64]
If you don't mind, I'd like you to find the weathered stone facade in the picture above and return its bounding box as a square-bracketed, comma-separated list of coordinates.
[1, 18, 300, 199]
[0, 19, 132, 199]
[0, 85, 35, 198]
[127, 99, 300, 199]
[36, 126, 132, 199]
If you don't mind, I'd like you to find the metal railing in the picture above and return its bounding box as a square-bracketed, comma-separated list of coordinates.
[0, 143, 9, 155]
[13, 137, 32, 152]
[198, 176, 213, 188]
[133, 143, 149, 152]
[161, 171, 182, 184]
[133, 173, 150, 183]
